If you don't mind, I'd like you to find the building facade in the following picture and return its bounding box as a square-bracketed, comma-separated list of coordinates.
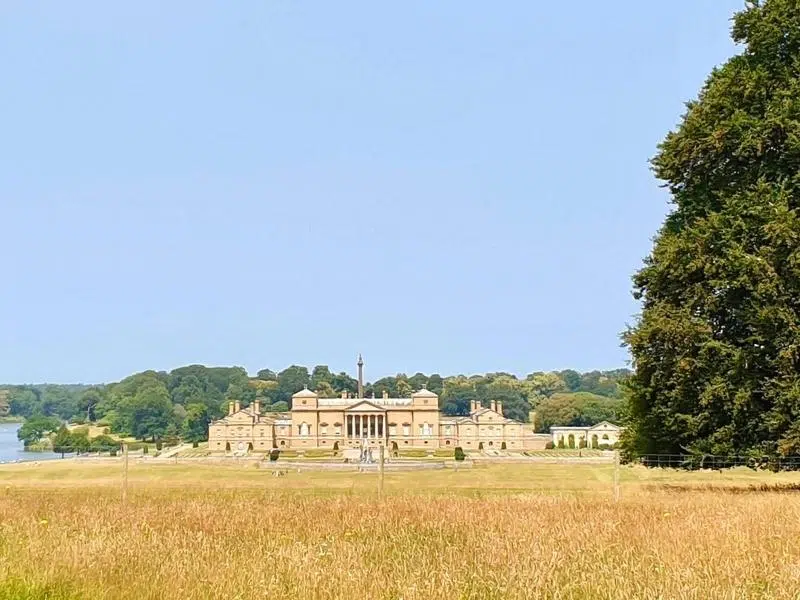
[208, 388, 543, 454]
[550, 421, 623, 448]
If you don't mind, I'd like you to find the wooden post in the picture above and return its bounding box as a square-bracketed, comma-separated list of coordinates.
[613, 450, 620, 502]
[122, 443, 129, 505]
[378, 444, 385, 498]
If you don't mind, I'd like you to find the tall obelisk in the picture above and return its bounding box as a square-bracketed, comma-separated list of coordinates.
[357, 354, 364, 399]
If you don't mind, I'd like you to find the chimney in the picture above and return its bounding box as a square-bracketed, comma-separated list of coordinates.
[253, 399, 260, 415]
[228, 401, 234, 416]
[491, 400, 497, 413]
[497, 400, 503, 416]
[341, 390, 348, 399]
[234, 400, 241, 413]
[382, 390, 389, 400]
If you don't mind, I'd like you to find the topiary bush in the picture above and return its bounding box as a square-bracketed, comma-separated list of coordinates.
[545, 441, 555, 450]
[579, 439, 587, 449]
[269, 449, 280, 462]
[557, 438, 565, 449]
[501, 441, 507, 450]
[454, 447, 465, 461]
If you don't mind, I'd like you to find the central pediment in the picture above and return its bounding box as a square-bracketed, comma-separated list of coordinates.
[344, 400, 387, 413]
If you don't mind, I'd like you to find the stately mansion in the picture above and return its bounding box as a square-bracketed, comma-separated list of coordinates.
[208, 388, 546, 453]
[207, 357, 554, 453]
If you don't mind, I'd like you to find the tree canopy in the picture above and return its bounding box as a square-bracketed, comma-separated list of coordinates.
[625, 0, 800, 457]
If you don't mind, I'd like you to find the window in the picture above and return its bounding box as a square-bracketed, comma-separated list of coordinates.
[402, 424, 411, 436]
[299, 423, 310, 437]
[334, 423, 342, 436]
[445, 425, 452, 434]
[419, 423, 433, 436]
[320, 423, 328, 436]
[389, 423, 397, 436]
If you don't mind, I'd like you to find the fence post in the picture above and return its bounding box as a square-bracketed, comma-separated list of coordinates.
[613, 450, 620, 502]
[378, 444, 385, 498]
[122, 443, 129, 505]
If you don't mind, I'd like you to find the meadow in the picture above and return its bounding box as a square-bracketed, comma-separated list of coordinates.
[0, 460, 799, 599]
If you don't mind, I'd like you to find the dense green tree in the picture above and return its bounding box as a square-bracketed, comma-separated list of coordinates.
[536, 393, 624, 433]
[118, 380, 175, 441]
[9, 388, 40, 418]
[90, 434, 121, 454]
[70, 429, 91, 454]
[183, 403, 210, 444]
[522, 373, 566, 407]
[427, 374, 445, 396]
[625, 0, 800, 457]
[559, 370, 582, 392]
[275, 366, 310, 406]
[256, 368, 277, 381]
[485, 378, 530, 422]
[52, 424, 73, 458]
[331, 372, 358, 396]
[17, 414, 60, 447]
[440, 377, 478, 416]
[78, 387, 105, 422]
[310, 365, 333, 390]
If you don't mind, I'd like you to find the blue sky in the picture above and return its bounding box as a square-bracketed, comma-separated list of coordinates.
[1, 1, 743, 383]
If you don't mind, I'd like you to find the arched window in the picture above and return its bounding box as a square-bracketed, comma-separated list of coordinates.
[299, 423, 310, 437]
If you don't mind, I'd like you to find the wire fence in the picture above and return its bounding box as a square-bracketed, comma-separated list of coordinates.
[637, 454, 800, 471]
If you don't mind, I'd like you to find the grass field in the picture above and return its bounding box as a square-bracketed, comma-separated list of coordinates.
[1, 461, 799, 599]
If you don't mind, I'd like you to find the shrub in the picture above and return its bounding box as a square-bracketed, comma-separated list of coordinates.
[454, 447, 465, 461]
[579, 439, 587, 449]
[155, 440, 163, 451]
[545, 441, 555, 450]
[557, 438, 565, 449]
[501, 441, 507, 450]
[90, 435, 121, 454]
[143, 445, 149, 455]
[269, 449, 280, 462]
[599, 443, 611, 450]
[192, 441, 199, 448]
[69, 417, 86, 425]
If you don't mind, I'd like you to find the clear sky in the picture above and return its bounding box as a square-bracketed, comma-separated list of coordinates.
[1, 1, 744, 384]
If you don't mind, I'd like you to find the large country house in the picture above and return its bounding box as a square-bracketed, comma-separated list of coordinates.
[208, 357, 550, 453]
[208, 389, 546, 453]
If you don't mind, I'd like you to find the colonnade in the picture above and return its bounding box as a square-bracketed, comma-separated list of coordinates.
[346, 414, 385, 439]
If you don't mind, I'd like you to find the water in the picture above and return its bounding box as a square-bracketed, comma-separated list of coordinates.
[0, 423, 64, 463]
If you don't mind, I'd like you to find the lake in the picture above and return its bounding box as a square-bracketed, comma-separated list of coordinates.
[0, 423, 64, 463]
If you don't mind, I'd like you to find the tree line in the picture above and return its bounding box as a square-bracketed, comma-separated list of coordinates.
[2, 366, 629, 444]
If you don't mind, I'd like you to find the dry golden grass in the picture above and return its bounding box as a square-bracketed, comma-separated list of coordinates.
[0, 461, 799, 599]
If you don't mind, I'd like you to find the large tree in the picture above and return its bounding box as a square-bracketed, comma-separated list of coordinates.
[625, 0, 800, 457]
